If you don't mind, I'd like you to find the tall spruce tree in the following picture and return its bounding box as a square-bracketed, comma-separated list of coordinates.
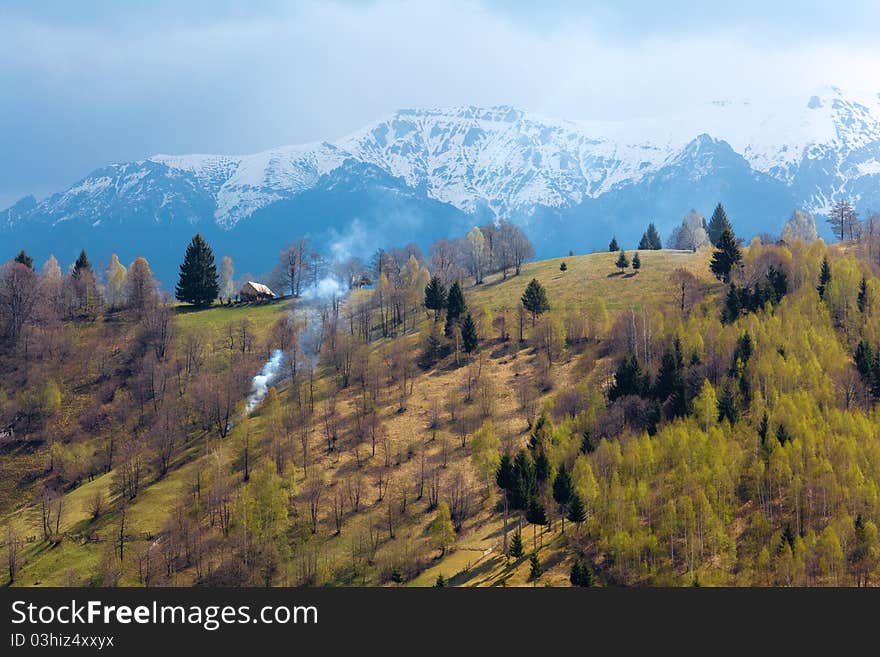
[858, 276, 869, 313]
[570, 558, 593, 586]
[13, 250, 33, 270]
[707, 203, 733, 246]
[529, 552, 543, 580]
[615, 251, 629, 271]
[632, 252, 641, 271]
[509, 529, 524, 559]
[72, 249, 92, 278]
[639, 223, 663, 250]
[609, 236, 619, 251]
[710, 228, 742, 283]
[552, 463, 573, 534]
[817, 256, 832, 300]
[444, 281, 466, 337]
[567, 493, 587, 527]
[424, 276, 447, 321]
[175, 233, 219, 306]
[461, 313, 479, 353]
[521, 278, 550, 325]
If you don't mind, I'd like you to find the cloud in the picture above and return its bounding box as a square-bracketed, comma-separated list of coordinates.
[2, 1, 880, 206]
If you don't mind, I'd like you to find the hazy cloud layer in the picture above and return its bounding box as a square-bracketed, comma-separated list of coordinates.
[2, 0, 880, 207]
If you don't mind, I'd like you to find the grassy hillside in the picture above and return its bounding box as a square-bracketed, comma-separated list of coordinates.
[3, 242, 880, 587]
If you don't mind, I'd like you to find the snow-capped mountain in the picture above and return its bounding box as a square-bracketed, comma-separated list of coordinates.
[4, 86, 880, 283]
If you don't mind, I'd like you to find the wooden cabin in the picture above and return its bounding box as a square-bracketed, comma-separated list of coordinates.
[239, 281, 275, 302]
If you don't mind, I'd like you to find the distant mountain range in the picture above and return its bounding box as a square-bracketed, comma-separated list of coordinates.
[4, 85, 880, 284]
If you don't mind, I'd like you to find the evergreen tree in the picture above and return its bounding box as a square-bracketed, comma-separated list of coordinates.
[776, 424, 792, 446]
[552, 464, 573, 533]
[717, 383, 739, 423]
[757, 412, 769, 445]
[534, 451, 550, 484]
[521, 278, 550, 325]
[710, 228, 742, 283]
[175, 234, 219, 305]
[817, 256, 832, 300]
[460, 312, 479, 354]
[496, 453, 515, 493]
[559, 261, 568, 272]
[391, 566, 404, 584]
[707, 203, 733, 246]
[639, 222, 663, 250]
[609, 236, 619, 251]
[632, 252, 641, 271]
[526, 497, 547, 549]
[858, 276, 868, 313]
[609, 355, 648, 400]
[13, 250, 33, 270]
[567, 493, 587, 527]
[424, 276, 447, 321]
[570, 558, 593, 587]
[529, 552, 543, 580]
[615, 251, 629, 271]
[654, 345, 687, 418]
[510, 450, 536, 510]
[444, 281, 466, 337]
[722, 285, 742, 324]
[434, 573, 446, 587]
[509, 529, 524, 559]
[72, 249, 92, 278]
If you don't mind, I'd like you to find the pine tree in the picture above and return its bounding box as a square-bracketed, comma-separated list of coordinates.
[567, 493, 587, 527]
[509, 529, 524, 559]
[529, 552, 543, 580]
[521, 278, 550, 325]
[526, 497, 547, 550]
[570, 558, 593, 587]
[717, 383, 739, 423]
[552, 463, 573, 533]
[757, 412, 769, 445]
[460, 312, 479, 354]
[496, 453, 515, 493]
[615, 251, 629, 272]
[632, 252, 641, 271]
[72, 249, 91, 278]
[710, 228, 742, 283]
[858, 276, 868, 313]
[609, 355, 647, 400]
[817, 257, 832, 300]
[434, 574, 446, 587]
[609, 237, 619, 251]
[641, 222, 663, 249]
[444, 281, 466, 337]
[722, 285, 742, 324]
[424, 276, 447, 321]
[13, 250, 33, 270]
[534, 451, 550, 484]
[175, 234, 219, 306]
[559, 261, 567, 272]
[707, 203, 733, 246]
[391, 566, 404, 584]
[654, 347, 687, 417]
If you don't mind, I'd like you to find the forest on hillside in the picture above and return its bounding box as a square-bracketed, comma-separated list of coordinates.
[1, 205, 879, 587]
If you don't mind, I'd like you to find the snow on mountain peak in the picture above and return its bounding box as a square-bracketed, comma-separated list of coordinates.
[8, 88, 880, 231]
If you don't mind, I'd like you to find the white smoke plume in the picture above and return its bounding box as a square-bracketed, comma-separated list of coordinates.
[245, 349, 285, 414]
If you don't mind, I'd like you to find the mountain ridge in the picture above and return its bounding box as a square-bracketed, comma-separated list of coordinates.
[4, 87, 880, 281]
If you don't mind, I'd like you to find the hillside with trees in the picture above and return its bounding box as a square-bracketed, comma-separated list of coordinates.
[2, 208, 880, 587]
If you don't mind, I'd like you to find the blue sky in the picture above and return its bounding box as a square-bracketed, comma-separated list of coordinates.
[2, 0, 880, 208]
